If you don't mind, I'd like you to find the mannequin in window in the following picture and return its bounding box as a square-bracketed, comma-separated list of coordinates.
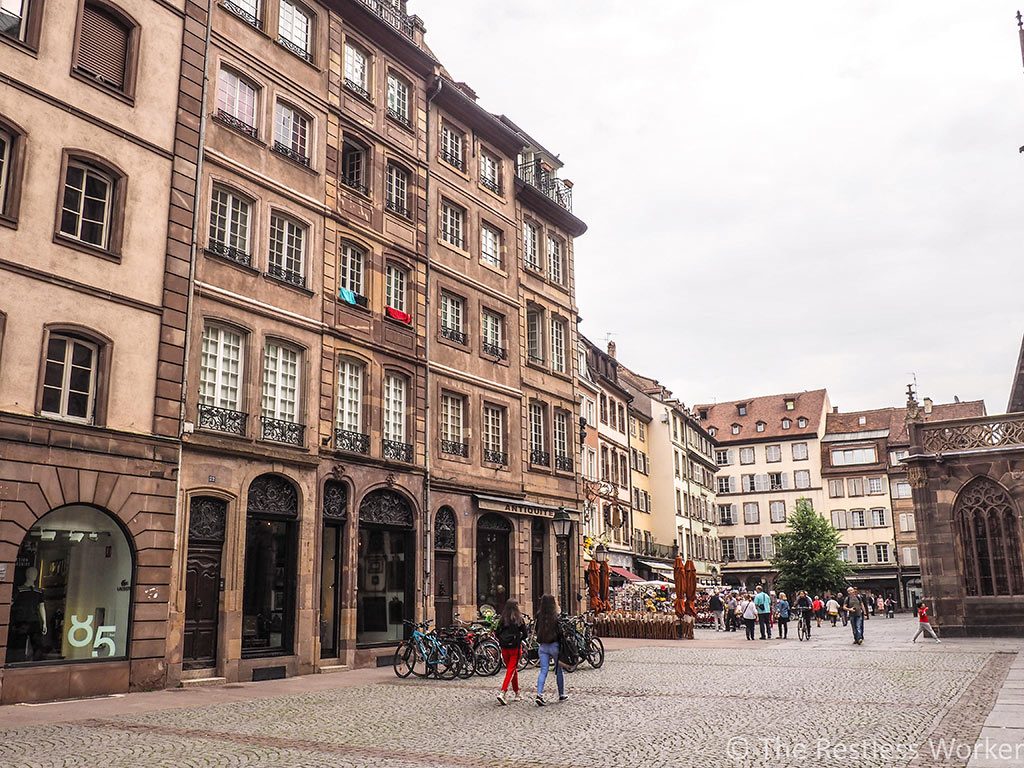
[9, 567, 47, 662]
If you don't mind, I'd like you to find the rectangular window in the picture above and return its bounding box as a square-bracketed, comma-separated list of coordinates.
[41, 335, 97, 422]
[791, 470, 809, 489]
[871, 508, 886, 527]
[890, 449, 909, 465]
[76, 3, 130, 91]
[0, 128, 9, 212]
[523, 221, 540, 271]
[715, 449, 731, 466]
[739, 447, 755, 465]
[899, 512, 916, 532]
[718, 504, 735, 525]
[768, 472, 788, 491]
[386, 72, 410, 125]
[529, 402, 546, 457]
[200, 325, 243, 410]
[383, 373, 406, 443]
[837, 545, 849, 562]
[830, 510, 847, 529]
[59, 161, 112, 248]
[274, 102, 310, 164]
[893, 481, 912, 499]
[385, 264, 407, 313]
[903, 546, 919, 566]
[341, 139, 367, 194]
[721, 538, 736, 560]
[483, 404, 505, 457]
[339, 242, 364, 297]
[747, 536, 762, 560]
[336, 359, 362, 433]
[553, 411, 569, 460]
[480, 223, 501, 268]
[440, 292, 464, 335]
[440, 123, 464, 170]
[209, 186, 251, 261]
[481, 310, 503, 355]
[480, 150, 500, 193]
[717, 476, 733, 494]
[261, 343, 299, 422]
[547, 235, 564, 284]
[343, 43, 369, 96]
[216, 69, 257, 134]
[277, 0, 311, 59]
[769, 500, 787, 523]
[1, 0, 28, 41]
[828, 478, 845, 498]
[850, 509, 866, 528]
[766, 444, 782, 462]
[385, 164, 409, 216]
[440, 392, 464, 445]
[855, 544, 869, 564]
[229, 0, 259, 23]
[440, 200, 464, 249]
[526, 309, 543, 363]
[550, 318, 566, 373]
[831, 447, 877, 466]
[268, 213, 305, 286]
[792, 442, 809, 461]
[867, 476, 884, 495]
[848, 477, 864, 497]
[743, 502, 759, 525]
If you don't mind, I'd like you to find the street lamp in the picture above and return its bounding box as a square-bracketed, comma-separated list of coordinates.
[594, 542, 609, 563]
[552, 506, 572, 539]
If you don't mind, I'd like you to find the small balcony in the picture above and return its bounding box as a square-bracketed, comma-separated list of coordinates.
[441, 325, 467, 345]
[261, 416, 304, 446]
[554, 454, 574, 472]
[206, 238, 252, 267]
[267, 263, 305, 288]
[484, 448, 508, 466]
[383, 438, 413, 463]
[385, 197, 410, 218]
[197, 404, 247, 436]
[440, 439, 469, 458]
[354, 0, 414, 40]
[214, 108, 258, 140]
[440, 149, 465, 172]
[480, 174, 501, 195]
[530, 449, 550, 466]
[516, 161, 572, 212]
[343, 78, 372, 103]
[634, 541, 676, 560]
[272, 140, 310, 168]
[221, 0, 260, 29]
[482, 341, 507, 360]
[335, 428, 370, 454]
[915, 413, 1024, 453]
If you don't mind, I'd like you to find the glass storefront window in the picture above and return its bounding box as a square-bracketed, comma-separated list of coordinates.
[356, 527, 411, 645]
[476, 513, 512, 613]
[6, 505, 132, 665]
[242, 518, 295, 654]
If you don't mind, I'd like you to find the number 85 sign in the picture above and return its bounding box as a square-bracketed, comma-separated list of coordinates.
[67, 615, 118, 657]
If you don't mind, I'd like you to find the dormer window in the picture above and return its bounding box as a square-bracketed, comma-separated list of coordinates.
[731, 424, 740, 435]
[755, 421, 766, 433]
[708, 427, 716, 437]
[737, 404, 747, 416]
[797, 417, 808, 428]
[699, 409, 708, 420]
[785, 398, 795, 411]
[858, 416, 867, 426]
[782, 418, 791, 429]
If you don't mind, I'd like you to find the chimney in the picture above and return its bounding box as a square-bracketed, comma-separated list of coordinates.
[832, 406, 839, 414]
[607, 340, 616, 359]
[924, 397, 933, 414]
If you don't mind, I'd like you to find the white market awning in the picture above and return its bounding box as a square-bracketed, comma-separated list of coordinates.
[638, 559, 675, 575]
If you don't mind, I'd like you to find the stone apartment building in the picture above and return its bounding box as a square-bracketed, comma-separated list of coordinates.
[0, 0, 199, 702]
[697, 390, 830, 589]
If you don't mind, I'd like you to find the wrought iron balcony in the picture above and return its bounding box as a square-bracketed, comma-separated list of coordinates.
[917, 414, 1024, 453]
[335, 428, 370, 454]
[530, 449, 549, 466]
[198, 404, 247, 436]
[634, 541, 676, 560]
[386, 107, 411, 129]
[719, 518, 736, 526]
[341, 173, 368, 196]
[272, 141, 310, 168]
[267, 263, 305, 288]
[221, 0, 260, 28]
[441, 325, 467, 345]
[440, 149, 465, 171]
[385, 197, 409, 218]
[480, 175, 501, 195]
[261, 416, 304, 446]
[276, 35, 311, 62]
[516, 161, 572, 212]
[383, 438, 413, 463]
[206, 239, 252, 267]
[343, 78, 372, 102]
[554, 454, 574, 472]
[354, 0, 414, 40]
[214, 109, 258, 140]
[482, 341, 506, 360]
[484, 448, 508, 465]
[440, 439, 469, 458]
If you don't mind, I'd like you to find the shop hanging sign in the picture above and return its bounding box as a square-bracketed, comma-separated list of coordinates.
[67, 615, 117, 658]
[475, 494, 580, 520]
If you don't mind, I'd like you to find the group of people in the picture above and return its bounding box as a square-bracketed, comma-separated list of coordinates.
[706, 586, 940, 645]
[493, 595, 571, 707]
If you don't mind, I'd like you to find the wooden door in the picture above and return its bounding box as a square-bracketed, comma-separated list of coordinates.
[183, 548, 221, 668]
[434, 553, 454, 628]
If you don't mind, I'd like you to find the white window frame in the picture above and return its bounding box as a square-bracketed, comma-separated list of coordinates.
[529, 401, 546, 455]
[274, 101, 310, 161]
[383, 373, 407, 443]
[440, 292, 464, 333]
[386, 71, 410, 124]
[480, 150, 499, 191]
[794, 470, 811, 489]
[440, 123, 464, 168]
[481, 309, 503, 350]
[746, 536, 762, 560]
[209, 186, 252, 256]
[0, 0, 29, 41]
[440, 391, 464, 445]
[268, 212, 306, 284]
[769, 500, 787, 523]
[336, 358, 363, 433]
[386, 164, 408, 215]
[739, 447, 755, 465]
[743, 502, 759, 525]
[216, 68, 258, 129]
[550, 318, 566, 373]
[440, 200, 464, 249]
[343, 42, 369, 94]
[261, 342, 300, 423]
[523, 220, 540, 271]
[480, 223, 501, 268]
[554, 411, 569, 459]
[339, 241, 364, 297]
[60, 161, 112, 248]
[792, 441, 808, 460]
[871, 508, 886, 527]
[200, 325, 243, 411]
[277, 0, 311, 57]
[41, 334, 98, 423]
[547, 235, 564, 284]
[386, 264, 408, 313]
[867, 476, 884, 495]
[850, 509, 866, 528]
[483, 404, 505, 456]
[765, 444, 782, 462]
[894, 481, 912, 499]
[526, 308, 543, 362]
[0, 127, 10, 211]
[855, 544, 870, 564]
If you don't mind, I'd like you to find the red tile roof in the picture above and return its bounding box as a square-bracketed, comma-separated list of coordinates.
[826, 408, 895, 435]
[695, 390, 828, 443]
[887, 401, 986, 445]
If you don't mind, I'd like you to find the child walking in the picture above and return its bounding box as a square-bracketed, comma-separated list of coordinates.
[495, 599, 528, 704]
[913, 599, 941, 644]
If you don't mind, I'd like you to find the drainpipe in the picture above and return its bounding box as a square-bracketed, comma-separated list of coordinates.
[421, 76, 443, 622]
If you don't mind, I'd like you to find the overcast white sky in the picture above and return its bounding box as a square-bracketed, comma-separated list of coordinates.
[419, 1, 1024, 414]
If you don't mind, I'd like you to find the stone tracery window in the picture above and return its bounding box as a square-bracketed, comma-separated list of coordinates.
[955, 477, 1024, 597]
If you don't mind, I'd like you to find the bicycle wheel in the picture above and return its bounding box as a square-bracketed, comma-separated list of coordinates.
[474, 641, 501, 676]
[456, 642, 475, 679]
[586, 637, 605, 669]
[393, 641, 416, 678]
[436, 642, 461, 680]
[517, 641, 530, 671]
[411, 641, 433, 678]
[798, 620, 807, 642]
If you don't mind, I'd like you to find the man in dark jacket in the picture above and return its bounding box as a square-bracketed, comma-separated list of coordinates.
[709, 592, 724, 631]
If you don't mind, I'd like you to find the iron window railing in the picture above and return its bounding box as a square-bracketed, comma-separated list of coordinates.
[198, 404, 247, 436]
[276, 36, 311, 62]
[482, 341, 507, 360]
[267, 263, 305, 288]
[555, 454, 574, 472]
[530, 449, 550, 466]
[383, 438, 413, 463]
[343, 78, 372, 102]
[385, 197, 409, 218]
[484, 448, 508, 465]
[221, 0, 260, 28]
[516, 161, 572, 212]
[261, 416, 304, 445]
[272, 140, 310, 168]
[440, 439, 469, 458]
[354, 0, 414, 39]
[386, 107, 411, 128]
[206, 239, 252, 267]
[441, 326, 467, 345]
[215, 108, 258, 140]
[440, 149, 464, 171]
[338, 290, 369, 308]
[341, 174, 369, 196]
[335, 428, 370, 454]
[440, 227, 464, 249]
[480, 175, 501, 195]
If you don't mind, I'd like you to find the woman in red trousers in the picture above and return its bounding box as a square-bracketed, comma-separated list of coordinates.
[495, 599, 528, 705]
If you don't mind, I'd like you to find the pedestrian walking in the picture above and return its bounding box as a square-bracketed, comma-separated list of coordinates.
[844, 586, 866, 644]
[825, 596, 840, 626]
[812, 595, 823, 627]
[534, 594, 568, 706]
[885, 597, 895, 619]
[776, 592, 790, 639]
[495, 599, 528, 705]
[740, 593, 757, 640]
[754, 586, 772, 639]
[709, 591, 724, 631]
[794, 590, 813, 638]
[913, 599, 941, 643]
[727, 592, 739, 631]
[876, 595, 885, 616]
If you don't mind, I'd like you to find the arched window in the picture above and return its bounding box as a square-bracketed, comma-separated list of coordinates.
[6, 505, 133, 665]
[955, 478, 1024, 597]
[357, 489, 414, 644]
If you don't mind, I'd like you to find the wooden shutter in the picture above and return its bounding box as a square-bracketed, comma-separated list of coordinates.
[78, 4, 129, 89]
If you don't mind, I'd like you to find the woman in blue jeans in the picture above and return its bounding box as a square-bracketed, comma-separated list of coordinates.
[533, 594, 568, 706]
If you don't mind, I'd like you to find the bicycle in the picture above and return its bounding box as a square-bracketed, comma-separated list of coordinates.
[452, 613, 501, 676]
[794, 608, 809, 642]
[393, 620, 467, 679]
[569, 611, 604, 669]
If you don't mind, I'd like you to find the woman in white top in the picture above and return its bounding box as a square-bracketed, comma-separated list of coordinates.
[825, 597, 841, 626]
[740, 594, 758, 640]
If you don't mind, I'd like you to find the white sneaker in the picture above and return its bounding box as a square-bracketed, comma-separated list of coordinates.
[496, 691, 507, 706]
[513, 692, 523, 702]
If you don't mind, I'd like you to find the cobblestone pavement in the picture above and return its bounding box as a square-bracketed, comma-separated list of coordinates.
[0, 616, 1020, 768]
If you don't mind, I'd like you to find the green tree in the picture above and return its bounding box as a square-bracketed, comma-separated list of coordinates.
[772, 497, 853, 597]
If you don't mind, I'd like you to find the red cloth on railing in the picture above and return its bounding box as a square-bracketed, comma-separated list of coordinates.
[386, 307, 412, 324]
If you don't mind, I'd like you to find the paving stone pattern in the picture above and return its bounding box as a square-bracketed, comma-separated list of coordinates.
[0, 617, 1017, 768]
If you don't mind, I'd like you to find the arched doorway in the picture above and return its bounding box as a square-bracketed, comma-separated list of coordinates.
[320, 480, 347, 658]
[6, 505, 133, 665]
[183, 496, 226, 669]
[242, 474, 298, 656]
[357, 489, 414, 645]
[531, 518, 548, 615]
[955, 477, 1024, 596]
[476, 513, 512, 612]
[433, 507, 457, 628]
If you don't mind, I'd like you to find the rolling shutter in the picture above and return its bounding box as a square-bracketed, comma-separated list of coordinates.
[78, 4, 129, 89]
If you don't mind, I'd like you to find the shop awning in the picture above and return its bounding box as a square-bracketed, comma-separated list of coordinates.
[639, 559, 675, 576]
[609, 566, 643, 582]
